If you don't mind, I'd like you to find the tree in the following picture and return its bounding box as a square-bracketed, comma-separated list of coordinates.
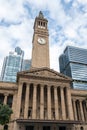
[0, 104, 13, 126]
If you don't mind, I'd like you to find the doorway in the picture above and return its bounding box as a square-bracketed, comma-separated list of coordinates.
[43, 126, 50, 130]
[59, 126, 66, 130]
[26, 126, 34, 130]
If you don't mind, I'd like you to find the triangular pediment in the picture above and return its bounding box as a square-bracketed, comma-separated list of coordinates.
[18, 67, 71, 81]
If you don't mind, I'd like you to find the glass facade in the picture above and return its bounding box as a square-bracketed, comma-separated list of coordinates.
[1, 47, 24, 82]
[59, 46, 87, 90]
[22, 59, 31, 71]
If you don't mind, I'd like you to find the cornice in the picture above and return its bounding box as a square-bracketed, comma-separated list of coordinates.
[0, 86, 18, 90]
[18, 74, 71, 83]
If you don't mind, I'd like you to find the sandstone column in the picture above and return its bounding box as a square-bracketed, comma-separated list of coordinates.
[77, 101, 81, 120]
[72, 99, 77, 120]
[60, 87, 66, 120]
[24, 83, 30, 118]
[84, 101, 87, 121]
[80, 100, 85, 121]
[66, 87, 74, 120]
[85, 101, 87, 121]
[11, 92, 17, 119]
[86, 101, 87, 108]
[47, 85, 51, 119]
[13, 121, 19, 130]
[16, 82, 23, 118]
[54, 86, 59, 120]
[71, 125, 76, 130]
[32, 84, 37, 119]
[4, 93, 8, 105]
[40, 85, 44, 119]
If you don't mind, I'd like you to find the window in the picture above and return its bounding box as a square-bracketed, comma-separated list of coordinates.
[59, 126, 66, 130]
[26, 126, 34, 130]
[43, 126, 50, 130]
[80, 127, 84, 130]
[0, 94, 4, 104]
[7, 95, 13, 108]
[4, 125, 8, 130]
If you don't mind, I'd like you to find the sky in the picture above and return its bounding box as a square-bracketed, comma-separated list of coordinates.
[0, 0, 87, 74]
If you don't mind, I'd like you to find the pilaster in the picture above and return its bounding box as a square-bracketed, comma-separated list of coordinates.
[80, 100, 85, 121]
[54, 86, 59, 120]
[66, 87, 74, 120]
[16, 82, 23, 118]
[4, 93, 8, 105]
[24, 83, 30, 118]
[72, 99, 77, 120]
[47, 85, 51, 119]
[32, 84, 37, 119]
[11, 92, 17, 119]
[40, 85, 44, 119]
[60, 87, 66, 120]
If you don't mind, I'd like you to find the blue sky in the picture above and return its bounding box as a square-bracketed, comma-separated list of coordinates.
[0, 0, 87, 73]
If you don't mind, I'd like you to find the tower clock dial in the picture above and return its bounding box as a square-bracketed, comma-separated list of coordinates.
[38, 37, 46, 44]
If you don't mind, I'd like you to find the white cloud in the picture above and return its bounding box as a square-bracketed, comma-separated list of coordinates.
[64, 26, 77, 38]
[0, 0, 25, 22]
[77, 0, 87, 4]
[64, 0, 72, 3]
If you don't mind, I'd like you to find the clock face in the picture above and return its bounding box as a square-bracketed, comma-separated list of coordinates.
[38, 37, 46, 44]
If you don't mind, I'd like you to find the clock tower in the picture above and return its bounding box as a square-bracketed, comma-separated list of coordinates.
[31, 11, 50, 68]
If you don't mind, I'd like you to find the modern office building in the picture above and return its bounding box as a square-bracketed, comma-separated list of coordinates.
[22, 59, 31, 71]
[0, 12, 87, 130]
[1, 47, 24, 82]
[59, 46, 87, 90]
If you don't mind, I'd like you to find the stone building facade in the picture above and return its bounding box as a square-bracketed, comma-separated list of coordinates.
[0, 11, 87, 130]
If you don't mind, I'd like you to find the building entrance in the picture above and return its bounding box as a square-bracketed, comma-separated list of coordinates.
[43, 126, 50, 130]
[26, 126, 34, 130]
[59, 126, 66, 130]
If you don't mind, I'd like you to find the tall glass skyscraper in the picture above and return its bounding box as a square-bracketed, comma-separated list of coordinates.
[22, 59, 31, 71]
[1, 47, 24, 82]
[59, 46, 87, 90]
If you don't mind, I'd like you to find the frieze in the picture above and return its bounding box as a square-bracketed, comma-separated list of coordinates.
[17, 67, 72, 83]
[0, 86, 18, 90]
[19, 74, 71, 83]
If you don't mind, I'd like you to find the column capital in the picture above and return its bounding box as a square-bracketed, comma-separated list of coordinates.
[26, 83, 29, 85]
[40, 84, 45, 87]
[33, 83, 38, 87]
[66, 86, 70, 90]
[18, 82, 23, 85]
[79, 99, 83, 103]
[4, 93, 9, 96]
[48, 85, 51, 87]
[67, 84, 71, 88]
[60, 86, 64, 90]
[72, 98, 76, 102]
[54, 86, 58, 89]
[13, 91, 17, 95]
[79, 99, 83, 102]
[47, 84, 51, 87]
